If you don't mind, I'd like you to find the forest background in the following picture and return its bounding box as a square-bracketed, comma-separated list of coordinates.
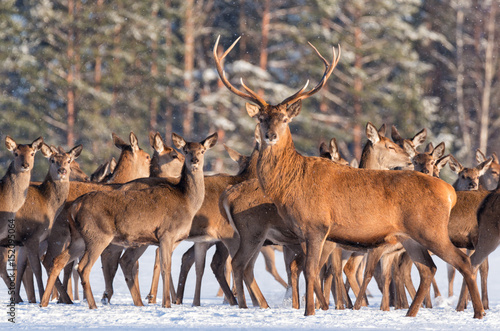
[0, 0, 498, 181]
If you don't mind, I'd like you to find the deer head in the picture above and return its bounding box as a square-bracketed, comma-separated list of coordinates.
[408, 142, 445, 175]
[319, 138, 349, 165]
[362, 122, 413, 170]
[111, 132, 151, 180]
[214, 36, 340, 148]
[449, 155, 493, 191]
[5, 136, 44, 173]
[172, 132, 218, 173]
[391, 126, 427, 150]
[476, 149, 500, 190]
[149, 132, 185, 178]
[40, 144, 83, 181]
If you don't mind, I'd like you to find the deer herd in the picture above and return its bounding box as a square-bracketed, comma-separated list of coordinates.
[2, 36, 500, 320]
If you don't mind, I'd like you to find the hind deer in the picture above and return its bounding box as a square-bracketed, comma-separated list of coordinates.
[449, 155, 493, 191]
[7, 144, 82, 303]
[214, 35, 484, 319]
[40, 132, 217, 309]
[475, 149, 500, 190]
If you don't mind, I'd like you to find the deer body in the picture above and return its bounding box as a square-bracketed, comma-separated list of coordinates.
[40, 133, 217, 309]
[10, 145, 82, 303]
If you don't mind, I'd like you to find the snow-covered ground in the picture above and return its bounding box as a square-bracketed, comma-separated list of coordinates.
[2, 241, 500, 330]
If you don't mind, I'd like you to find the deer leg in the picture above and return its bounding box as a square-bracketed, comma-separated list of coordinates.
[332, 247, 352, 309]
[303, 235, 328, 316]
[353, 246, 386, 310]
[23, 262, 36, 303]
[456, 238, 496, 312]
[14, 247, 29, 303]
[379, 252, 396, 311]
[78, 239, 110, 310]
[210, 242, 237, 305]
[40, 232, 86, 308]
[401, 240, 435, 317]
[393, 252, 409, 309]
[400, 252, 416, 301]
[159, 239, 173, 308]
[479, 258, 489, 310]
[216, 253, 232, 298]
[283, 245, 303, 309]
[146, 248, 161, 304]
[72, 262, 79, 300]
[344, 253, 368, 306]
[61, 262, 75, 303]
[191, 242, 212, 306]
[241, 244, 270, 308]
[119, 246, 147, 306]
[356, 255, 371, 298]
[25, 241, 45, 303]
[423, 233, 485, 319]
[100, 244, 122, 305]
[322, 259, 333, 308]
[174, 244, 194, 304]
[260, 246, 287, 288]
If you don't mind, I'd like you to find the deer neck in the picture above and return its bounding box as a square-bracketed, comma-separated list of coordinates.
[0, 162, 32, 212]
[257, 127, 303, 205]
[236, 148, 260, 181]
[359, 142, 385, 170]
[178, 164, 205, 213]
[109, 153, 147, 183]
[39, 174, 71, 215]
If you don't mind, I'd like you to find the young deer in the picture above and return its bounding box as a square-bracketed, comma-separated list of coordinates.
[41, 133, 217, 309]
[214, 36, 484, 319]
[476, 149, 500, 190]
[449, 155, 493, 191]
[0, 136, 44, 240]
[9, 144, 82, 303]
[41, 132, 152, 303]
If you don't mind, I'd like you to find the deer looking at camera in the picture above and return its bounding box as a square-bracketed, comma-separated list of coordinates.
[214, 35, 484, 319]
[41, 133, 217, 309]
[8, 144, 82, 303]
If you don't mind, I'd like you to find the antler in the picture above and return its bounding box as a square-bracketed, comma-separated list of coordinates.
[280, 43, 341, 106]
[213, 36, 268, 108]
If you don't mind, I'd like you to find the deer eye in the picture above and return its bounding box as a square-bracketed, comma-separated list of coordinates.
[14, 152, 19, 157]
[31, 152, 34, 156]
[283, 117, 289, 123]
[201, 150, 205, 155]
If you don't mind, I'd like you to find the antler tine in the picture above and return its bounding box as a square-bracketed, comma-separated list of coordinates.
[280, 44, 341, 106]
[213, 35, 268, 108]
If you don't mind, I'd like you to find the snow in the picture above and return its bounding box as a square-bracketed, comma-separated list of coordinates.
[2, 241, 500, 330]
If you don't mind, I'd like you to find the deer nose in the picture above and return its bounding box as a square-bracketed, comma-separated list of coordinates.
[265, 132, 277, 141]
[422, 169, 429, 174]
[469, 182, 477, 189]
[191, 157, 199, 164]
[22, 162, 29, 169]
[58, 168, 67, 175]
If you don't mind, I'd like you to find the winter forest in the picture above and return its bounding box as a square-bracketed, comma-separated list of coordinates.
[0, 0, 499, 179]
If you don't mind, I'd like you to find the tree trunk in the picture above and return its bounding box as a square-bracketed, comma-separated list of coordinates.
[183, 0, 195, 138]
[66, 0, 75, 147]
[353, 10, 363, 161]
[479, 1, 496, 153]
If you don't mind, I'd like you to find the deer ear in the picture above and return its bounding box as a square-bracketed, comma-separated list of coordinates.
[40, 143, 53, 158]
[112, 133, 127, 150]
[129, 132, 139, 152]
[431, 142, 445, 159]
[151, 133, 164, 154]
[69, 145, 83, 161]
[448, 155, 463, 174]
[391, 126, 403, 145]
[476, 149, 486, 163]
[424, 142, 434, 153]
[366, 122, 380, 144]
[246, 103, 260, 118]
[350, 158, 359, 168]
[202, 133, 218, 150]
[435, 155, 451, 171]
[377, 124, 386, 137]
[31, 136, 44, 152]
[403, 140, 416, 158]
[319, 142, 329, 157]
[49, 145, 59, 155]
[412, 128, 427, 148]
[329, 138, 341, 162]
[492, 152, 499, 164]
[477, 157, 493, 176]
[172, 133, 186, 150]
[286, 100, 302, 119]
[254, 124, 262, 146]
[5, 136, 17, 151]
[224, 144, 243, 163]
[109, 157, 117, 173]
